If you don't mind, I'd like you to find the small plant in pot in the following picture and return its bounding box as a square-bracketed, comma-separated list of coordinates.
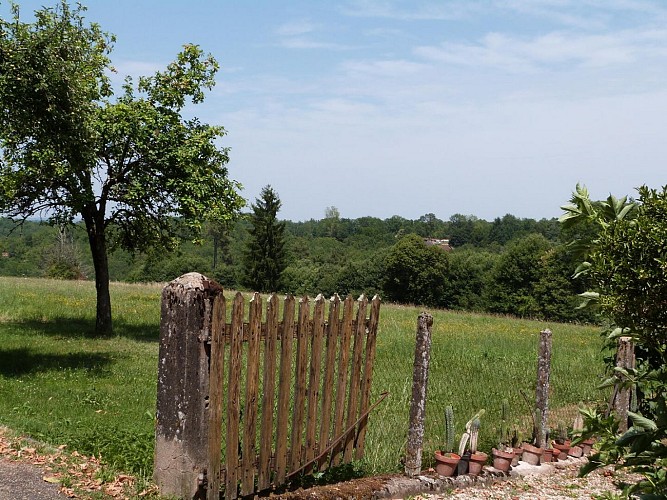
[465, 412, 488, 476]
[492, 399, 514, 472]
[434, 405, 460, 477]
[510, 425, 523, 466]
[521, 408, 544, 465]
[457, 409, 485, 475]
[551, 421, 571, 460]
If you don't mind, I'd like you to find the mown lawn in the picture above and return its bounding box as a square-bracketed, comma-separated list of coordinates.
[0, 276, 607, 479]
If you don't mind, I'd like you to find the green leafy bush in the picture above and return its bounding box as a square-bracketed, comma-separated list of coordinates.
[562, 185, 667, 497]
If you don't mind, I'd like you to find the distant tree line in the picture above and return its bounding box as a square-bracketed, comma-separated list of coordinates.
[0, 205, 594, 323]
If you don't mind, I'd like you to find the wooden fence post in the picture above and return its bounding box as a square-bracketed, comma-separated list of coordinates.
[535, 328, 552, 449]
[154, 273, 223, 499]
[405, 312, 433, 477]
[615, 337, 635, 433]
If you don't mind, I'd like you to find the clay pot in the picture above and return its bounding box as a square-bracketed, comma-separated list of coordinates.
[552, 441, 571, 460]
[568, 445, 583, 458]
[581, 438, 596, 456]
[467, 451, 488, 476]
[511, 447, 523, 466]
[541, 448, 553, 463]
[492, 448, 513, 472]
[521, 443, 543, 466]
[434, 451, 460, 477]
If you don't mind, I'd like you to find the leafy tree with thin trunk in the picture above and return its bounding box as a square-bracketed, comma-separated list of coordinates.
[0, 2, 244, 335]
[243, 186, 286, 293]
[383, 233, 449, 307]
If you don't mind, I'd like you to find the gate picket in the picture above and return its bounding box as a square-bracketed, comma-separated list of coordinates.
[274, 295, 295, 484]
[258, 294, 279, 490]
[225, 293, 244, 499]
[240, 293, 262, 496]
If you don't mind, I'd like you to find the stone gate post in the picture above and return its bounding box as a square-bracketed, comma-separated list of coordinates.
[154, 273, 223, 499]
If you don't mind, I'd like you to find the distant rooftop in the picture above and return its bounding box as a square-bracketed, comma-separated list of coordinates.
[423, 238, 453, 251]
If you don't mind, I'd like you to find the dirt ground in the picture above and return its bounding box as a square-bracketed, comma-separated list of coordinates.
[0, 426, 638, 499]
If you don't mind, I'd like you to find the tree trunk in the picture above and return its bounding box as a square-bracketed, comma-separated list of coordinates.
[84, 212, 113, 336]
[213, 234, 218, 270]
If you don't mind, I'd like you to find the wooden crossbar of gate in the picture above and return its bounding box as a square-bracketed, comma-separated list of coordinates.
[153, 273, 382, 500]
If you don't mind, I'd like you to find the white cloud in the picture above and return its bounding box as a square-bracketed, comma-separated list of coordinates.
[279, 38, 354, 50]
[275, 20, 318, 37]
[274, 19, 354, 50]
[414, 28, 667, 72]
[341, 0, 482, 20]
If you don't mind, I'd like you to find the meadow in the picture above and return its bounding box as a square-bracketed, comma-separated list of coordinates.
[0, 276, 608, 480]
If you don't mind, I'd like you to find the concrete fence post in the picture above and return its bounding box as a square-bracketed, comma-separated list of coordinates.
[154, 273, 223, 499]
[615, 336, 635, 433]
[535, 328, 552, 449]
[405, 312, 433, 477]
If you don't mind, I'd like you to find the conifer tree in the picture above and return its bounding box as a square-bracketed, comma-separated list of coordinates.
[243, 186, 286, 292]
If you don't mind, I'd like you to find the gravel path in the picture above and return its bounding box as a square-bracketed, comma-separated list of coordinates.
[0, 457, 66, 500]
[417, 457, 639, 499]
[0, 425, 640, 499]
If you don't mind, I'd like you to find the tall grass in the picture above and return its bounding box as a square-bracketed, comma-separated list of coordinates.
[0, 277, 606, 478]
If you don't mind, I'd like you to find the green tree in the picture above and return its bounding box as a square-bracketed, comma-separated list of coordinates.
[243, 186, 286, 293]
[324, 206, 340, 239]
[0, 2, 244, 334]
[383, 233, 449, 307]
[560, 185, 667, 496]
[441, 248, 497, 311]
[484, 233, 552, 317]
[42, 225, 87, 280]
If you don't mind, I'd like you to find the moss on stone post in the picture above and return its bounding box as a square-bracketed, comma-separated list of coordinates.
[535, 328, 552, 449]
[153, 273, 223, 499]
[405, 312, 433, 477]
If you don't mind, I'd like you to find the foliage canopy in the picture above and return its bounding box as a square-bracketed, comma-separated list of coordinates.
[562, 184, 667, 497]
[0, 1, 244, 334]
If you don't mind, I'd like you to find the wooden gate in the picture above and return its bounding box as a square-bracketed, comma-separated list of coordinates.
[154, 273, 382, 500]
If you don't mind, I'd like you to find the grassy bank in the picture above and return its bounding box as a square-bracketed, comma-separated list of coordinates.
[0, 277, 607, 478]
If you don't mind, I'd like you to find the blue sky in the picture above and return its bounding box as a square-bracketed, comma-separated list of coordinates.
[5, 0, 667, 221]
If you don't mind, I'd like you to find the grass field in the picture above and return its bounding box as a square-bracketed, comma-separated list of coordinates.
[0, 276, 608, 480]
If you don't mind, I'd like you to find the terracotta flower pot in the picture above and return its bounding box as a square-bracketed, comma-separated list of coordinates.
[467, 451, 488, 476]
[541, 448, 553, 463]
[521, 443, 543, 465]
[434, 451, 460, 477]
[552, 441, 571, 460]
[581, 438, 596, 456]
[568, 445, 583, 458]
[492, 448, 513, 472]
[511, 447, 523, 466]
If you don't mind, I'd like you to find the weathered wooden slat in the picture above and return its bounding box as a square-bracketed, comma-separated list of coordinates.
[241, 293, 262, 496]
[344, 295, 368, 462]
[331, 295, 355, 466]
[289, 296, 310, 472]
[317, 294, 341, 469]
[305, 294, 326, 467]
[207, 294, 226, 500]
[274, 295, 295, 484]
[170, 289, 383, 498]
[225, 292, 245, 500]
[258, 294, 279, 490]
[354, 295, 381, 459]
